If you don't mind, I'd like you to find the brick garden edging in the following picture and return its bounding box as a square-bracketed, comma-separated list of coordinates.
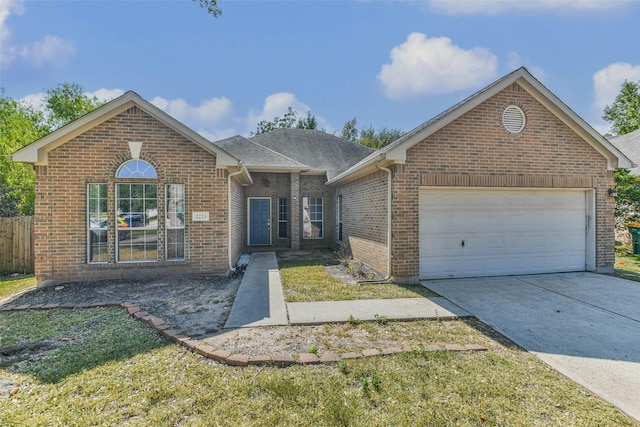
[0, 302, 488, 367]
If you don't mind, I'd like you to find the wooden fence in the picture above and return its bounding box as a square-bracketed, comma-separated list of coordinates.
[0, 216, 35, 275]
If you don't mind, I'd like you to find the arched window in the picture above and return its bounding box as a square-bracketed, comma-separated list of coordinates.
[116, 160, 157, 179]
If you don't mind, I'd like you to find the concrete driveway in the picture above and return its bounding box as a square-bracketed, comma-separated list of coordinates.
[422, 272, 640, 422]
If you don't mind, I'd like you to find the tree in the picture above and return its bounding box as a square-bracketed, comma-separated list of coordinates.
[340, 117, 403, 149]
[44, 83, 102, 130]
[613, 169, 640, 229]
[194, 0, 221, 18]
[252, 107, 318, 135]
[0, 96, 48, 215]
[341, 118, 358, 142]
[603, 80, 640, 136]
[1, 83, 105, 216]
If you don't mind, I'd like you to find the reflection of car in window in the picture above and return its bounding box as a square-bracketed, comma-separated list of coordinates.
[90, 216, 140, 242]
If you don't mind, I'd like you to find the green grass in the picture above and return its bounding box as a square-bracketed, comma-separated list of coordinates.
[613, 244, 640, 281]
[0, 275, 36, 300]
[279, 258, 436, 302]
[0, 308, 167, 383]
[0, 309, 633, 426]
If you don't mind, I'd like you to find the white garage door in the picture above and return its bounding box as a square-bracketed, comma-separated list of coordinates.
[419, 188, 591, 279]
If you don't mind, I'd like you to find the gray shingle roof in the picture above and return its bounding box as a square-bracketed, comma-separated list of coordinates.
[213, 135, 309, 170]
[248, 129, 375, 180]
[609, 129, 640, 175]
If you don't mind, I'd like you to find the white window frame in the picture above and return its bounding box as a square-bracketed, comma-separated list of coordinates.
[337, 194, 343, 242]
[278, 197, 288, 239]
[115, 182, 158, 263]
[166, 184, 186, 261]
[87, 183, 108, 264]
[303, 197, 323, 239]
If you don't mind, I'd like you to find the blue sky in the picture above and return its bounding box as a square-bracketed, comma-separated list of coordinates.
[2, 0, 640, 140]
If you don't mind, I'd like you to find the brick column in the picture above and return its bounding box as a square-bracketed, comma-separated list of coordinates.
[290, 172, 300, 250]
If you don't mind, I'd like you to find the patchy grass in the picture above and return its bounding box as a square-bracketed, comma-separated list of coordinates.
[613, 244, 640, 281]
[0, 309, 633, 426]
[0, 308, 167, 383]
[0, 275, 36, 300]
[279, 258, 435, 302]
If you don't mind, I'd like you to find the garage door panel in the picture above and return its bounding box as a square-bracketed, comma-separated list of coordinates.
[419, 189, 587, 279]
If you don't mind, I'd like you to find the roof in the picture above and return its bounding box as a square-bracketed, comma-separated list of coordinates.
[213, 135, 309, 171]
[328, 67, 634, 185]
[609, 129, 640, 175]
[11, 91, 242, 170]
[248, 129, 375, 180]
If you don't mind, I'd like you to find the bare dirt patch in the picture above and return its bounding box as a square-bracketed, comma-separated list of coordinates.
[5, 274, 242, 339]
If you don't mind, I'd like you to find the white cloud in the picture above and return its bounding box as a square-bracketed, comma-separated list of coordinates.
[150, 96, 233, 127]
[378, 33, 498, 99]
[429, 0, 632, 15]
[88, 88, 125, 103]
[0, 0, 75, 69]
[506, 51, 546, 81]
[593, 63, 640, 116]
[245, 92, 332, 133]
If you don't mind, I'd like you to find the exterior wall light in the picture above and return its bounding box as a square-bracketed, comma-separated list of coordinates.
[608, 188, 618, 197]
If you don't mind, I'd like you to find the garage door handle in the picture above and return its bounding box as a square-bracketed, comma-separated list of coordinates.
[461, 240, 465, 247]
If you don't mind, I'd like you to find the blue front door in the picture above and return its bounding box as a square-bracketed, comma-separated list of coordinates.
[249, 198, 271, 245]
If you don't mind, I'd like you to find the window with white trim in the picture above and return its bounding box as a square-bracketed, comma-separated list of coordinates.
[303, 197, 323, 239]
[88, 183, 108, 263]
[337, 194, 343, 242]
[116, 182, 158, 262]
[278, 197, 288, 239]
[166, 184, 185, 260]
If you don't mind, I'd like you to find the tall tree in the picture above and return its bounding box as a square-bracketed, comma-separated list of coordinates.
[252, 107, 318, 135]
[0, 96, 48, 215]
[1, 83, 105, 216]
[341, 117, 403, 149]
[194, 0, 222, 18]
[603, 80, 640, 136]
[44, 83, 102, 130]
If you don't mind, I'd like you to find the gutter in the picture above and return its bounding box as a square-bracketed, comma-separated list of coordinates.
[227, 164, 245, 272]
[358, 159, 392, 283]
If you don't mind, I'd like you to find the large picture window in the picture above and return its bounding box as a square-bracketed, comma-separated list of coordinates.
[88, 183, 108, 263]
[166, 184, 185, 260]
[116, 183, 158, 262]
[303, 197, 323, 239]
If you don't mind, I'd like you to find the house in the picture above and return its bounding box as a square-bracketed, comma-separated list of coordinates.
[12, 67, 633, 285]
[609, 128, 640, 176]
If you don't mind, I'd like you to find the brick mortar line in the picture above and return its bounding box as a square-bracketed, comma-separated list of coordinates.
[0, 303, 489, 367]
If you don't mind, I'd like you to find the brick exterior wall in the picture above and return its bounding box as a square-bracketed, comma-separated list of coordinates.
[34, 106, 230, 285]
[229, 173, 245, 267]
[337, 170, 389, 276]
[389, 82, 613, 282]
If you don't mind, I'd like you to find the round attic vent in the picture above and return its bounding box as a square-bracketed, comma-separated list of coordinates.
[502, 105, 526, 134]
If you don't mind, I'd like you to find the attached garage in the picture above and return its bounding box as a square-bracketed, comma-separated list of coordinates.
[329, 68, 633, 283]
[419, 188, 595, 279]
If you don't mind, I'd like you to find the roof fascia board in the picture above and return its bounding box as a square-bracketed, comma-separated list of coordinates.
[12, 91, 240, 168]
[327, 158, 399, 186]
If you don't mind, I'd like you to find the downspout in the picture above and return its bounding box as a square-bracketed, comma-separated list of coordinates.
[227, 164, 245, 272]
[358, 159, 392, 283]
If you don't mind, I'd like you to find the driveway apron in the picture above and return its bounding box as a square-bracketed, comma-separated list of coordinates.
[422, 272, 640, 422]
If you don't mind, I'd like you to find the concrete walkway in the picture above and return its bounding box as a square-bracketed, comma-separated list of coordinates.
[225, 252, 468, 328]
[224, 252, 288, 327]
[288, 297, 468, 324]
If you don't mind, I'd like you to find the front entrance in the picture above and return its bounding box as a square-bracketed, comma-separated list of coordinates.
[248, 198, 271, 245]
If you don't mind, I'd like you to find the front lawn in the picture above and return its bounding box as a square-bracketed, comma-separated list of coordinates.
[278, 257, 436, 302]
[0, 307, 633, 426]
